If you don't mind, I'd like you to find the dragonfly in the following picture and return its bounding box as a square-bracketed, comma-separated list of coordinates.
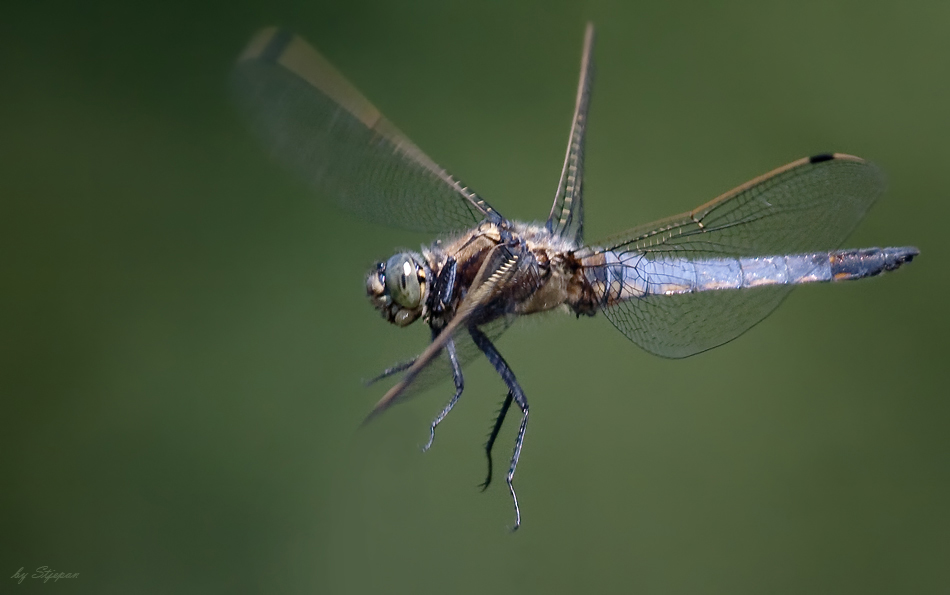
[233, 23, 918, 530]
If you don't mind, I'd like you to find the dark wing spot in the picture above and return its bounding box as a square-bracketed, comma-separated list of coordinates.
[809, 153, 835, 164]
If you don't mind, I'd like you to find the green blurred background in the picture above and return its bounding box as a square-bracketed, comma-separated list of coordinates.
[2, 0, 948, 593]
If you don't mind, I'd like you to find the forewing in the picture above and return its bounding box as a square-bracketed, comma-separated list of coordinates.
[232, 27, 501, 233]
[580, 154, 886, 358]
[546, 23, 595, 246]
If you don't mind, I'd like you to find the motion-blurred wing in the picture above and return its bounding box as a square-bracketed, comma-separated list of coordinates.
[233, 27, 501, 233]
[578, 154, 886, 358]
[546, 23, 595, 247]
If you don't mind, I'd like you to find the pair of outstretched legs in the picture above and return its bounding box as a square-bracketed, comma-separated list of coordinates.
[373, 256, 529, 529]
[424, 326, 529, 531]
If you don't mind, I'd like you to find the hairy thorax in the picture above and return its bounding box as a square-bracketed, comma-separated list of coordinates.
[420, 221, 594, 324]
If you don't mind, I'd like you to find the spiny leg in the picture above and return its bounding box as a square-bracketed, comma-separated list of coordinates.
[480, 390, 514, 491]
[365, 358, 415, 386]
[432, 256, 457, 313]
[470, 326, 529, 531]
[382, 257, 460, 435]
[422, 337, 464, 452]
[421, 256, 462, 451]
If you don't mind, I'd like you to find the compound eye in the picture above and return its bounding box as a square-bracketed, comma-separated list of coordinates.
[366, 263, 385, 297]
[385, 253, 421, 309]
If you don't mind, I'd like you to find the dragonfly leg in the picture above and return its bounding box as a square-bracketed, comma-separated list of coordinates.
[470, 326, 529, 531]
[480, 390, 514, 491]
[422, 337, 464, 452]
[433, 256, 457, 313]
[364, 358, 415, 386]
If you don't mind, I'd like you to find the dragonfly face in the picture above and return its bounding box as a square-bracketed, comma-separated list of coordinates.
[366, 252, 429, 327]
[234, 24, 918, 531]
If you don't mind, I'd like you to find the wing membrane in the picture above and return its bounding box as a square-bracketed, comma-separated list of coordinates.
[233, 27, 501, 233]
[546, 23, 595, 246]
[580, 154, 886, 358]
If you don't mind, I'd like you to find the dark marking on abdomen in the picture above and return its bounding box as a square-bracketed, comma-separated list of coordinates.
[830, 247, 919, 281]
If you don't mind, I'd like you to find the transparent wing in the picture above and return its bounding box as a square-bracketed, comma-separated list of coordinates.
[546, 23, 594, 247]
[579, 154, 886, 358]
[232, 27, 502, 233]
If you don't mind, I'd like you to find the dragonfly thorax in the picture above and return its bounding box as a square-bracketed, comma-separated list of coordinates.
[366, 252, 429, 327]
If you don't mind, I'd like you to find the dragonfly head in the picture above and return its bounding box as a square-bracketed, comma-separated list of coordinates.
[366, 252, 428, 327]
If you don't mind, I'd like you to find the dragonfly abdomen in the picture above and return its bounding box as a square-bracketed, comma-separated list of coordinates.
[829, 247, 918, 281]
[580, 246, 918, 307]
